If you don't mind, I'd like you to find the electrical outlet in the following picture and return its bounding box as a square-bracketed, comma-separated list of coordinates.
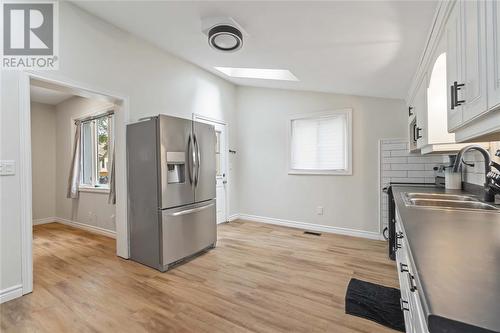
[316, 206, 324, 215]
[0, 160, 15, 176]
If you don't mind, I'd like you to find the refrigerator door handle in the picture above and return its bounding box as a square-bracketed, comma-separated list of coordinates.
[187, 134, 194, 185]
[193, 134, 201, 186]
[168, 201, 215, 217]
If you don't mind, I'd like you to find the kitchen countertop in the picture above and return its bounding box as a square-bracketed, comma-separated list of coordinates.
[392, 185, 500, 333]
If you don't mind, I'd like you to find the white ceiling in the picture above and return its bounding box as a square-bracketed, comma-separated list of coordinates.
[73, 1, 438, 99]
[30, 85, 73, 105]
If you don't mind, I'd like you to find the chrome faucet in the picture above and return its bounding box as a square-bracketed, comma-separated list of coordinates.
[452, 145, 495, 202]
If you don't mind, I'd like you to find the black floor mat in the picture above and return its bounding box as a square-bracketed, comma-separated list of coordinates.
[345, 278, 405, 332]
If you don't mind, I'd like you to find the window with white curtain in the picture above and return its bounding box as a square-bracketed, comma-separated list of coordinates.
[79, 113, 114, 189]
[288, 109, 352, 175]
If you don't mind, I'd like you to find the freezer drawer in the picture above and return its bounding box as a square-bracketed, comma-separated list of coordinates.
[160, 199, 216, 270]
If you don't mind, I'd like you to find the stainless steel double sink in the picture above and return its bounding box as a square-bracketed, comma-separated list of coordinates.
[402, 192, 499, 211]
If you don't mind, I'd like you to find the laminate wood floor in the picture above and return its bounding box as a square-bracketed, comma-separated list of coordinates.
[1, 221, 398, 333]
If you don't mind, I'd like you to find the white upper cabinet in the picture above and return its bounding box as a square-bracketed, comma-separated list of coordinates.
[447, 0, 488, 129]
[406, 0, 498, 149]
[460, 0, 488, 122]
[415, 73, 428, 149]
[443, 0, 500, 142]
[446, 1, 463, 131]
[487, 0, 500, 110]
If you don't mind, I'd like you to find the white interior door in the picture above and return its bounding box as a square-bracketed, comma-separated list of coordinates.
[214, 124, 227, 224]
[193, 116, 227, 224]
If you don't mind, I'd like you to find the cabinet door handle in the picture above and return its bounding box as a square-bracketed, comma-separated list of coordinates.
[400, 298, 410, 311]
[408, 273, 417, 292]
[416, 127, 423, 140]
[408, 106, 414, 117]
[450, 85, 455, 110]
[395, 232, 403, 251]
[454, 81, 466, 106]
[400, 263, 409, 273]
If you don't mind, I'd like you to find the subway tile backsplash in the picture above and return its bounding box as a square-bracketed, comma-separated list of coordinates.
[379, 140, 500, 233]
[379, 139, 447, 233]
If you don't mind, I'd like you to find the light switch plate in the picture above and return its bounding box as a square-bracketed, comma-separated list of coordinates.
[0, 160, 16, 176]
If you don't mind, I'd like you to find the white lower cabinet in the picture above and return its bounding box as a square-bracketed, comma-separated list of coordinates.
[395, 212, 429, 333]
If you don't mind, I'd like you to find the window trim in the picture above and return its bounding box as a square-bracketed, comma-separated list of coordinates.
[287, 108, 352, 176]
[71, 105, 114, 191]
[78, 186, 110, 194]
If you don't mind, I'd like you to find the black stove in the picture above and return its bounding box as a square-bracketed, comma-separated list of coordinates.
[383, 182, 435, 260]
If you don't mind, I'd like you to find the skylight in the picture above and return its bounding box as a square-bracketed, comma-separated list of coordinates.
[214, 67, 299, 81]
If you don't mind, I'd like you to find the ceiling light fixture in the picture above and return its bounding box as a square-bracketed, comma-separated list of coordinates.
[214, 67, 299, 81]
[208, 25, 243, 52]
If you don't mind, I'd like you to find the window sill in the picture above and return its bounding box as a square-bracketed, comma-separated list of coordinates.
[79, 186, 110, 194]
[288, 169, 352, 176]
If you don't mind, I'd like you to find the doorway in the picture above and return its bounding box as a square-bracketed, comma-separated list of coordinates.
[18, 73, 129, 296]
[193, 114, 228, 224]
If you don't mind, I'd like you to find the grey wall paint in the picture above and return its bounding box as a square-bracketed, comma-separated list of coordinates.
[55, 97, 116, 231]
[235, 86, 407, 233]
[31, 102, 57, 220]
[1, 1, 237, 291]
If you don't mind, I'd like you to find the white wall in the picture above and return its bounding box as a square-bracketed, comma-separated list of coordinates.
[235, 87, 406, 234]
[30, 103, 57, 221]
[0, 2, 237, 292]
[55, 97, 116, 231]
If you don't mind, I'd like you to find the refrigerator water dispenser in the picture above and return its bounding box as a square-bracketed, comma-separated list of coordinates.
[166, 152, 186, 184]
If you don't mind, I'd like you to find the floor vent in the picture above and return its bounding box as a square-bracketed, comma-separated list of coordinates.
[304, 231, 322, 236]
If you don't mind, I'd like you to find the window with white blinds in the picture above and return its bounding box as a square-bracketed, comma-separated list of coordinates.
[289, 109, 352, 175]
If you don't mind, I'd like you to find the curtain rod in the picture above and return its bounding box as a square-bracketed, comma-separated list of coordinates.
[75, 110, 114, 124]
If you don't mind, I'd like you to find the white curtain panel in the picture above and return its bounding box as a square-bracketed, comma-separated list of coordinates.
[108, 147, 116, 204]
[67, 121, 82, 199]
[108, 115, 116, 204]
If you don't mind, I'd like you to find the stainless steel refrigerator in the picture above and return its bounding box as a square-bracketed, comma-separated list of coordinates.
[127, 115, 216, 271]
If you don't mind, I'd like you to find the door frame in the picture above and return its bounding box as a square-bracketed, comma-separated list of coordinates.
[19, 71, 130, 295]
[192, 114, 229, 224]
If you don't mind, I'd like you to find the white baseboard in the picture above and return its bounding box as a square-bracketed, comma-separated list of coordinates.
[33, 217, 58, 225]
[236, 214, 383, 240]
[54, 218, 116, 239]
[0, 284, 23, 304]
[228, 214, 240, 222]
